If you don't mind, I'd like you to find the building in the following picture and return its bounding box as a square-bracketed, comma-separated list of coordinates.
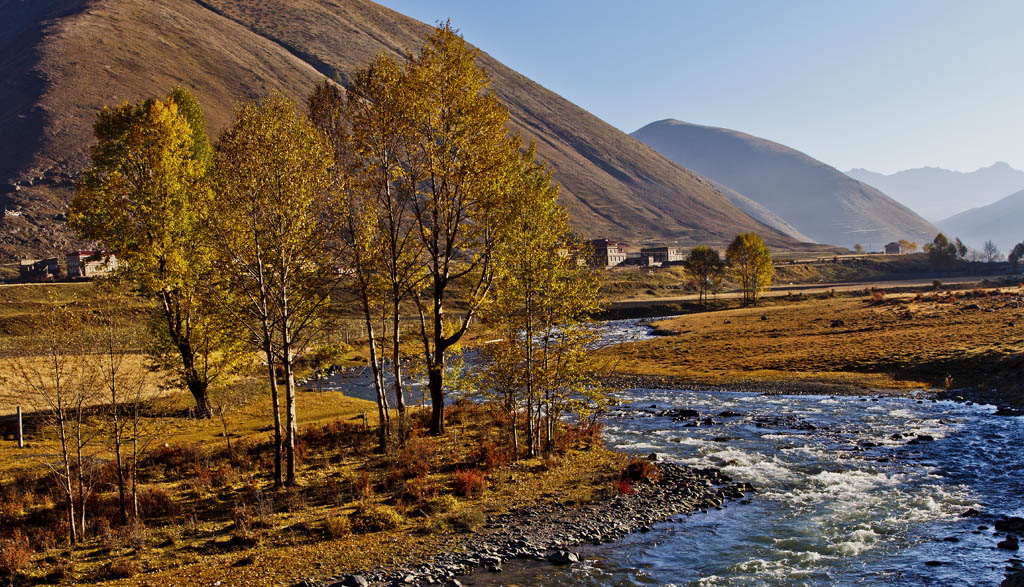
[589, 239, 627, 267]
[66, 250, 118, 279]
[640, 246, 682, 265]
[18, 258, 60, 280]
[884, 242, 902, 255]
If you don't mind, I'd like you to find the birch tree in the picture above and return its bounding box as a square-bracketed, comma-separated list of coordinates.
[484, 149, 605, 457]
[213, 93, 340, 485]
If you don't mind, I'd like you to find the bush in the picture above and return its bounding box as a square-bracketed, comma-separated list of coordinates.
[137, 486, 180, 518]
[351, 505, 403, 533]
[452, 469, 486, 498]
[619, 457, 660, 485]
[557, 421, 604, 451]
[613, 479, 634, 495]
[0, 530, 33, 578]
[403, 475, 440, 504]
[447, 508, 485, 532]
[869, 289, 885, 304]
[396, 436, 436, 479]
[476, 440, 512, 471]
[324, 515, 351, 538]
[106, 558, 137, 579]
[426, 494, 458, 515]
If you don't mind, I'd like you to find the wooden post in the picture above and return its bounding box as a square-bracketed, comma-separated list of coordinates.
[362, 410, 367, 431]
[16, 405, 24, 448]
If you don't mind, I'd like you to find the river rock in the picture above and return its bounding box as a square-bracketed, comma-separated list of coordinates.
[999, 536, 1020, 551]
[547, 550, 580, 565]
[997, 518, 1024, 534]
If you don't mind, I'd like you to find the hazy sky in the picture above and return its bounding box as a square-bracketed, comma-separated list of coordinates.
[377, 0, 1023, 174]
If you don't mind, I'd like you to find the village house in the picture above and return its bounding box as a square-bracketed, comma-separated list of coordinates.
[884, 242, 903, 255]
[640, 246, 682, 265]
[588, 238, 627, 267]
[18, 257, 60, 280]
[66, 250, 118, 279]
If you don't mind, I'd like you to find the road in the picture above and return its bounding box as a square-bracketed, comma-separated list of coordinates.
[610, 271, 1019, 308]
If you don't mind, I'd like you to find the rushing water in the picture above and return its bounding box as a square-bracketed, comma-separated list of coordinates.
[317, 315, 1024, 584]
[477, 390, 1024, 586]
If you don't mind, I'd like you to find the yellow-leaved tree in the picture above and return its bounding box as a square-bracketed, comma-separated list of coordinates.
[70, 88, 231, 418]
[726, 233, 774, 305]
[212, 93, 340, 486]
[483, 146, 606, 458]
[403, 23, 524, 435]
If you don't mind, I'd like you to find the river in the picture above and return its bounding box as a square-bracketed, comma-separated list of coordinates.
[317, 317, 1024, 585]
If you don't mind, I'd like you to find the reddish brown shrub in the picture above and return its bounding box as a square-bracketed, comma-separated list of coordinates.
[452, 469, 486, 498]
[0, 530, 33, 578]
[476, 440, 512, 471]
[557, 421, 604, 451]
[137, 486, 180, 518]
[397, 436, 436, 479]
[619, 457, 660, 485]
[403, 475, 440, 504]
[613, 479, 634, 495]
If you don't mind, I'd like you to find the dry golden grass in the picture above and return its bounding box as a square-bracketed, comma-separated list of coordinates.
[599, 286, 1024, 393]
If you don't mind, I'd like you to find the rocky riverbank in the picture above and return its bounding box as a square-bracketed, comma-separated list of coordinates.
[312, 462, 751, 587]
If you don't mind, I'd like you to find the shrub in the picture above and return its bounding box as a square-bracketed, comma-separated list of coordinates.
[476, 440, 512, 471]
[447, 508, 485, 532]
[403, 475, 440, 504]
[452, 469, 486, 498]
[613, 479, 634, 495]
[619, 457, 660, 485]
[137, 486, 180, 518]
[397, 436, 436, 479]
[0, 530, 33, 578]
[353, 471, 375, 503]
[869, 289, 885, 304]
[426, 494, 458, 515]
[932, 280, 943, 290]
[557, 421, 604, 451]
[324, 515, 351, 538]
[351, 505, 403, 533]
[106, 559, 137, 579]
[147, 443, 202, 477]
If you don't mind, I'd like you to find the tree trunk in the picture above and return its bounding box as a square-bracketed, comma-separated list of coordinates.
[185, 377, 213, 419]
[360, 301, 388, 453]
[263, 341, 283, 489]
[392, 298, 407, 444]
[428, 363, 445, 435]
[282, 334, 298, 486]
[58, 417, 77, 545]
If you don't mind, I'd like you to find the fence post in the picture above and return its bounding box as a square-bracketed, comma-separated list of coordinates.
[17, 405, 24, 448]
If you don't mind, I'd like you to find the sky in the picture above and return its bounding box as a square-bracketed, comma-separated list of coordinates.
[376, 0, 1024, 175]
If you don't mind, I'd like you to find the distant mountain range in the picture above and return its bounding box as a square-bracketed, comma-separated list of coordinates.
[937, 189, 1024, 255]
[846, 162, 1024, 222]
[0, 0, 814, 259]
[631, 120, 938, 250]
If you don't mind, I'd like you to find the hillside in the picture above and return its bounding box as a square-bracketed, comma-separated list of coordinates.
[938, 188, 1024, 254]
[0, 0, 807, 260]
[631, 119, 939, 250]
[847, 162, 1024, 222]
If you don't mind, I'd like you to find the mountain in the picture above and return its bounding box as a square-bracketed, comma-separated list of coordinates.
[0, 0, 810, 260]
[937, 188, 1024, 255]
[846, 162, 1024, 222]
[631, 119, 938, 250]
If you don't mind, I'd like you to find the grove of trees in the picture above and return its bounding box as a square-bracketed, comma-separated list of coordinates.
[60, 22, 608, 508]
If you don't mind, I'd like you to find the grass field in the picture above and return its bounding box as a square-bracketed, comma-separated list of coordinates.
[599, 285, 1024, 399]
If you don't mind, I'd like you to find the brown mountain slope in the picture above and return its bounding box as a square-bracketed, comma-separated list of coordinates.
[0, 0, 802, 259]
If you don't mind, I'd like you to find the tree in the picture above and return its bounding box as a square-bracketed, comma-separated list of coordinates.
[853, 243, 864, 253]
[683, 246, 725, 307]
[12, 299, 98, 545]
[483, 147, 605, 457]
[927, 233, 959, 269]
[403, 24, 524, 435]
[92, 297, 150, 526]
[954, 237, 968, 259]
[726, 233, 774, 305]
[983, 240, 1002, 263]
[309, 57, 423, 448]
[1010, 242, 1024, 269]
[898, 239, 918, 253]
[213, 93, 340, 486]
[70, 88, 226, 418]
